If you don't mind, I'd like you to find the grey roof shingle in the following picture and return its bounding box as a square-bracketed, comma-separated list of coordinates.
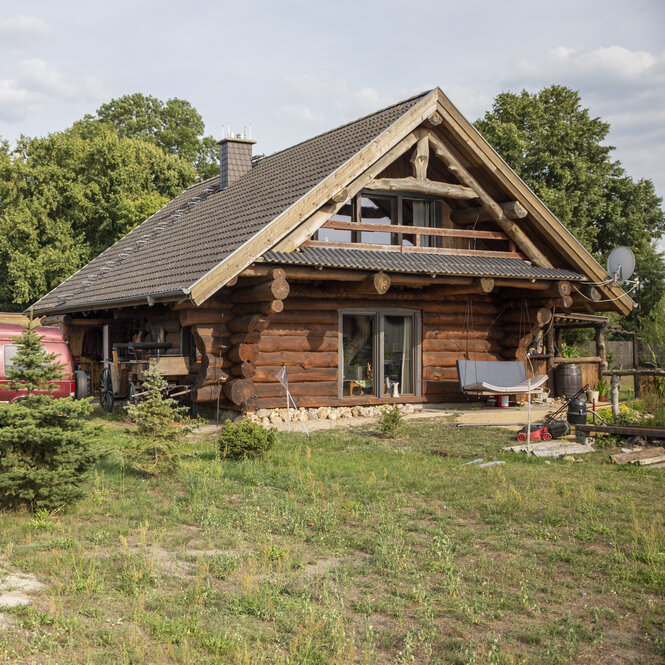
[263, 247, 585, 281]
[32, 92, 430, 314]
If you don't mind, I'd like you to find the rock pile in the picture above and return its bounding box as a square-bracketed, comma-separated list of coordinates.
[247, 403, 417, 426]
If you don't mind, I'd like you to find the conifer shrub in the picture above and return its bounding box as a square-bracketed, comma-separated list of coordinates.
[0, 316, 97, 511]
[123, 362, 198, 474]
[218, 419, 276, 460]
[378, 404, 404, 438]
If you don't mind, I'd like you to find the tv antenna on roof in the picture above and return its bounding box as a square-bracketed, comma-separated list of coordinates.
[607, 246, 635, 283]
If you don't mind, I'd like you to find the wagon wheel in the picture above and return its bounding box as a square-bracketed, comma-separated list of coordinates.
[127, 381, 138, 405]
[99, 367, 114, 412]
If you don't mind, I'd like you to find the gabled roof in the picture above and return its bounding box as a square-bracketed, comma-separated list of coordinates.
[32, 92, 428, 313]
[32, 87, 633, 316]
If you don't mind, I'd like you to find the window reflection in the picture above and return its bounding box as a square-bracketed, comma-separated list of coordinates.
[403, 199, 442, 247]
[315, 193, 443, 248]
[360, 196, 394, 245]
[319, 201, 353, 242]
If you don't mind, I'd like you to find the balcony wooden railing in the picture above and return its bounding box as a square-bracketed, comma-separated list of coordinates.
[309, 219, 522, 259]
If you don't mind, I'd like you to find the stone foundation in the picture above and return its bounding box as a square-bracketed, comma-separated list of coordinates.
[247, 403, 417, 426]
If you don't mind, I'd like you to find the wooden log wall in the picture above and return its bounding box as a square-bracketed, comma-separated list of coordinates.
[250, 283, 553, 410]
[178, 299, 232, 402]
[203, 269, 291, 410]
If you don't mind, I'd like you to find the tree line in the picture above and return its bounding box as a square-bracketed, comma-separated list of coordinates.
[1, 87, 663, 332]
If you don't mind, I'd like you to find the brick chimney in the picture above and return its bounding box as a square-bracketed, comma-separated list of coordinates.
[218, 134, 256, 190]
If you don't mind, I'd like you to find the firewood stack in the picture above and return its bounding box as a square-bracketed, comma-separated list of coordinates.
[499, 306, 552, 360]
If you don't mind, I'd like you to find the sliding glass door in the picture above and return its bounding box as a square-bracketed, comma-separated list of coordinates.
[340, 309, 420, 398]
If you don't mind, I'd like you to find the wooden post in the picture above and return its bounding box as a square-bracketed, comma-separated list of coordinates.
[595, 325, 608, 375]
[546, 324, 555, 392]
[611, 374, 620, 420]
[633, 331, 640, 398]
[410, 129, 429, 179]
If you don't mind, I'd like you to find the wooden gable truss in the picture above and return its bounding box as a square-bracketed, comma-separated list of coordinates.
[186, 89, 632, 316]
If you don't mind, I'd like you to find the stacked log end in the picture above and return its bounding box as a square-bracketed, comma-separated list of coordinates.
[180, 300, 232, 403]
[222, 269, 291, 411]
[498, 305, 552, 360]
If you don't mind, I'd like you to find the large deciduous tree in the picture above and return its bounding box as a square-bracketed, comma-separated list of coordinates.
[475, 85, 665, 326]
[84, 93, 219, 180]
[0, 124, 196, 311]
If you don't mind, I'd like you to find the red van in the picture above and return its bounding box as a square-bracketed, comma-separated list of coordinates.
[0, 323, 87, 402]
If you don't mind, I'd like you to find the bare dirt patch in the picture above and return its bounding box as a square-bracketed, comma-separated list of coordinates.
[0, 558, 46, 626]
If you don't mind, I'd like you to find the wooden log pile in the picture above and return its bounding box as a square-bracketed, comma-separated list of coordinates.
[497, 305, 552, 361]
[219, 269, 291, 410]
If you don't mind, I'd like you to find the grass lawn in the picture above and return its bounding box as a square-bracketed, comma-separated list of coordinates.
[0, 414, 663, 664]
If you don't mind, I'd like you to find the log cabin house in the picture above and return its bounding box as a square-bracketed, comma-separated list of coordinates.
[32, 88, 633, 412]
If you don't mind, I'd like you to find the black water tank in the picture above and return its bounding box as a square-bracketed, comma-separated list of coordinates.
[567, 393, 587, 425]
[556, 363, 582, 398]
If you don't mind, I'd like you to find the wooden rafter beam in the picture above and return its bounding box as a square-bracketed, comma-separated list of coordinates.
[345, 272, 392, 295]
[426, 131, 553, 268]
[451, 201, 528, 225]
[321, 219, 508, 241]
[410, 129, 429, 179]
[440, 278, 494, 296]
[364, 176, 477, 199]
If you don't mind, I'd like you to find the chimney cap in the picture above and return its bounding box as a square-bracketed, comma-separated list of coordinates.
[218, 136, 257, 146]
[218, 129, 256, 146]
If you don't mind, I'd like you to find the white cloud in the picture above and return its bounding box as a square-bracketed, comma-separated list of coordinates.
[518, 45, 662, 86]
[0, 59, 106, 123]
[0, 79, 40, 121]
[0, 15, 50, 50]
[275, 103, 326, 126]
[500, 45, 665, 198]
[281, 74, 395, 119]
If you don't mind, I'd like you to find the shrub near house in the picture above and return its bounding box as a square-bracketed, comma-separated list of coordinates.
[0, 317, 97, 511]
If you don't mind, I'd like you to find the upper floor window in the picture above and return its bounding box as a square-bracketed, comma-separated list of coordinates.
[314, 191, 442, 248]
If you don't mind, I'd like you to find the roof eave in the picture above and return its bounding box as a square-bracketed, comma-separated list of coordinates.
[31, 288, 191, 317]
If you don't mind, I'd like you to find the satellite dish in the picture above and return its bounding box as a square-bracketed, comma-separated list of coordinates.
[607, 246, 635, 282]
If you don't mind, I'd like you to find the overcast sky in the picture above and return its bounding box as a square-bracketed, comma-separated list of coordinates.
[1, 0, 664, 207]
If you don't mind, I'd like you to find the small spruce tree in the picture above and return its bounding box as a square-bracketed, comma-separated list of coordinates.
[124, 362, 195, 474]
[0, 315, 97, 511]
[5, 314, 63, 394]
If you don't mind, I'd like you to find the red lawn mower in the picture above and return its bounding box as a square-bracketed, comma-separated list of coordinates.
[516, 386, 588, 442]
